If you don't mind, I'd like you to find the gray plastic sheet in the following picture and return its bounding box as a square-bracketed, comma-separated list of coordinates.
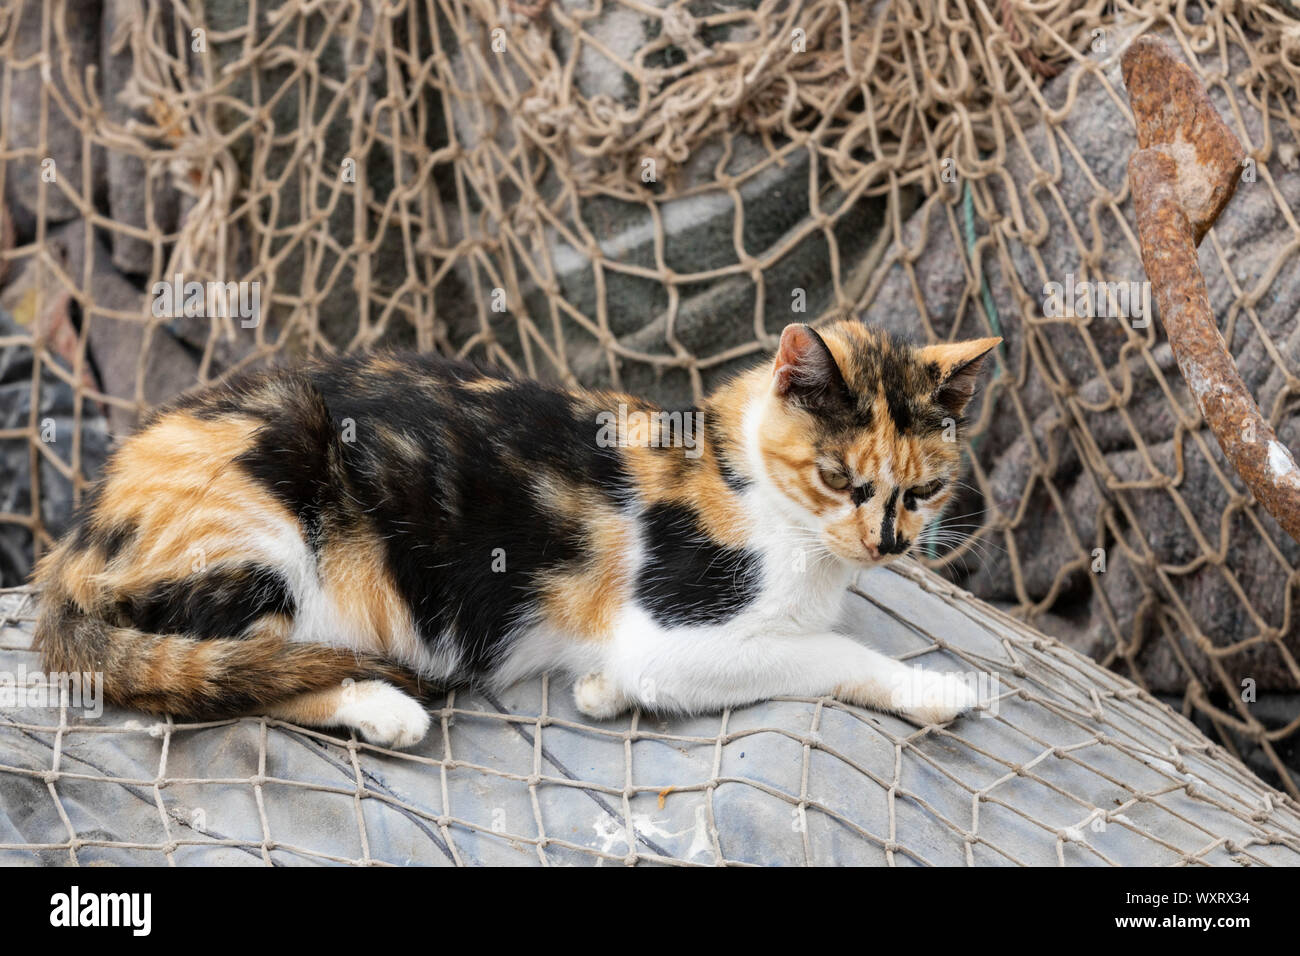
[2, 561, 1298, 866]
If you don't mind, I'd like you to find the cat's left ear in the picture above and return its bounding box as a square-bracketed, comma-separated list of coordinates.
[919, 337, 1002, 417]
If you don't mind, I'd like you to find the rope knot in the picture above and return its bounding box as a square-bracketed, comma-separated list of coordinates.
[661, 7, 699, 49]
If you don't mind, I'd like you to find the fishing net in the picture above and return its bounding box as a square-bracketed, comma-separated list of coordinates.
[2, 0, 1300, 817]
[4, 564, 1299, 866]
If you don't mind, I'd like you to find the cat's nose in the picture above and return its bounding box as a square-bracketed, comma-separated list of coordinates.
[862, 541, 881, 561]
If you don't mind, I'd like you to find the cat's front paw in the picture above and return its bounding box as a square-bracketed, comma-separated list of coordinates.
[334, 681, 431, 749]
[573, 672, 628, 720]
[894, 669, 979, 725]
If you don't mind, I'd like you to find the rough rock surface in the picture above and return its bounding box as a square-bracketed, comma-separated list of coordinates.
[2, 0, 105, 226]
[0, 308, 110, 585]
[99, 0, 182, 274]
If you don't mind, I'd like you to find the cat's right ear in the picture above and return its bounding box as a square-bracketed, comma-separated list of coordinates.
[919, 337, 1002, 418]
[773, 324, 850, 412]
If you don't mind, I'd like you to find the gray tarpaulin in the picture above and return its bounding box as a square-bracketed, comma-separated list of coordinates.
[2, 561, 1298, 866]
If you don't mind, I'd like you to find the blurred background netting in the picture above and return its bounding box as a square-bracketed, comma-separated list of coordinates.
[1, 0, 1299, 794]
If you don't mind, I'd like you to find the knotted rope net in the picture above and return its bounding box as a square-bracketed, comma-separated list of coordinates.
[4, 564, 1299, 865]
[1, 0, 1300, 818]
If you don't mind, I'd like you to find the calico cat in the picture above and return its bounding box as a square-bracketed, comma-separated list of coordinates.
[34, 321, 999, 748]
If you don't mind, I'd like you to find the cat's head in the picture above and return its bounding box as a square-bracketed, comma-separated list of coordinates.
[753, 321, 999, 566]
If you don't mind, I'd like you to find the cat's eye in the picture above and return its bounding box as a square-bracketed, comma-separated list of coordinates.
[818, 467, 850, 491]
[904, 479, 945, 510]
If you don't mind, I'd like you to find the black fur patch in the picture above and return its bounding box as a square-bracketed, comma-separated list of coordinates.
[879, 350, 922, 434]
[122, 564, 294, 639]
[233, 374, 340, 550]
[836, 335, 948, 436]
[67, 486, 104, 552]
[67, 487, 137, 561]
[879, 486, 904, 555]
[851, 480, 875, 508]
[636, 502, 762, 626]
[100, 523, 136, 561]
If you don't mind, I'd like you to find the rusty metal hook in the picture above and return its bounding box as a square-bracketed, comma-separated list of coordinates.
[1124, 36, 1300, 543]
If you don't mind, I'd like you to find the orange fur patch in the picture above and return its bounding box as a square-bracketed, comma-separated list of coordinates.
[318, 529, 417, 657]
[536, 512, 630, 640]
[36, 409, 317, 622]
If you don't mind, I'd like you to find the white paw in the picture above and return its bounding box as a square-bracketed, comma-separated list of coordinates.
[333, 681, 430, 749]
[573, 672, 627, 720]
[893, 669, 979, 726]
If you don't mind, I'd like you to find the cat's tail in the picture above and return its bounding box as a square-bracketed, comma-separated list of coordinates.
[33, 592, 426, 719]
